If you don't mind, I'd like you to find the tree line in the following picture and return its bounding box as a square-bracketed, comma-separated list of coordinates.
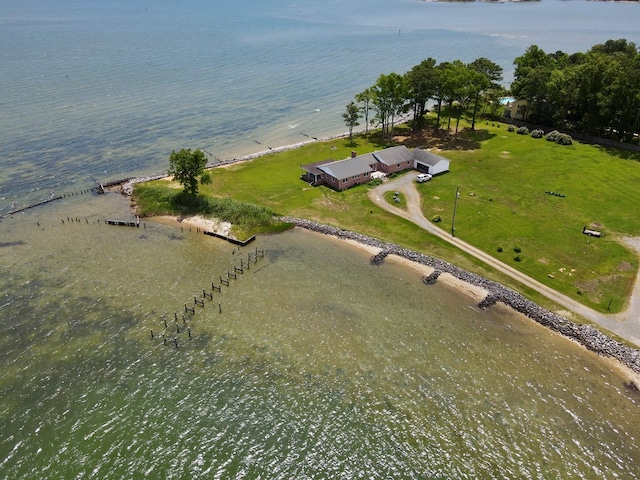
[344, 38, 640, 144]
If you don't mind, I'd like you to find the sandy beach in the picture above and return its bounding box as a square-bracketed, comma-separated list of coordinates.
[155, 214, 233, 237]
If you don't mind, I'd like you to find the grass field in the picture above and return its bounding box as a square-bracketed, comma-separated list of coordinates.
[136, 119, 640, 315]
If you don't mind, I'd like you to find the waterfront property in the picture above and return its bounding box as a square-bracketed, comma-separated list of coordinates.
[301, 146, 450, 191]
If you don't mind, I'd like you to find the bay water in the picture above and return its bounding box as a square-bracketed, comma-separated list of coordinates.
[2, 0, 640, 477]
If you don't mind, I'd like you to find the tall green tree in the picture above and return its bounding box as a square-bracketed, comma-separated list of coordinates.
[371, 72, 408, 140]
[436, 60, 471, 132]
[355, 88, 374, 136]
[342, 101, 360, 146]
[468, 57, 503, 129]
[406, 58, 437, 129]
[168, 148, 209, 196]
[511, 45, 556, 122]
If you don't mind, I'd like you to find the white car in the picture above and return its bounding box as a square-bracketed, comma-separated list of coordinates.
[415, 173, 432, 183]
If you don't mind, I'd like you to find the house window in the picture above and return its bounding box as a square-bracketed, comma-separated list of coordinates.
[353, 174, 359, 179]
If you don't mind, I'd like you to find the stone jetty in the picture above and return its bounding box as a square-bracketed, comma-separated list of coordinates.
[281, 216, 640, 374]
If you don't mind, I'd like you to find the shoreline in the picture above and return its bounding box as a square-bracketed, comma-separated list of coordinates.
[115, 126, 640, 378]
[281, 216, 640, 378]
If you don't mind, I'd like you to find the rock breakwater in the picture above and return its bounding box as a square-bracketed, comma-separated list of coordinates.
[282, 217, 640, 374]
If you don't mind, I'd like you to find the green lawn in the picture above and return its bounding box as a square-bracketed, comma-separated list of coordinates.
[137, 122, 640, 315]
[418, 123, 640, 313]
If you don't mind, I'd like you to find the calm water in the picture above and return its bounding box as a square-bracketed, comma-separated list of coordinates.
[2, 197, 640, 478]
[2, 0, 640, 207]
[3, 0, 640, 477]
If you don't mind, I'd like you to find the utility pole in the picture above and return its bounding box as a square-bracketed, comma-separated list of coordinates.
[451, 186, 460, 237]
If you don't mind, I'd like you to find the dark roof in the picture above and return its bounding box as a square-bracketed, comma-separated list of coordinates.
[318, 155, 374, 179]
[413, 148, 450, 166]
[372, 145, 413, 166]
[301, 159, 333, 176]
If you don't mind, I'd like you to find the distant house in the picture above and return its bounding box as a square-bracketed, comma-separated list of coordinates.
[502, 98, 529, 120]
[301, 145, 450, 191]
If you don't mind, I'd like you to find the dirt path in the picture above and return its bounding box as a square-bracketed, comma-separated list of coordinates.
[369, 173, 640, 348]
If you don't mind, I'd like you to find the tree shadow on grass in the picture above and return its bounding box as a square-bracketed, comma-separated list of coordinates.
[394, 127, 497, 151]
[598, 145, 640, 163]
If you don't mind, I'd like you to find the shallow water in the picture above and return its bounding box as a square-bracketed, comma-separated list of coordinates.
[1, 195, 640, 478]
[3, 1, 640, 477]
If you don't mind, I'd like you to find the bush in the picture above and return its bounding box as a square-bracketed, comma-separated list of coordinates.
[507, 124, 515, 132]
[517, 126, 529, 135]
[513, 246, 522, 253]
[514, 255, 522, 262]
[556, 133, 573, 145]
[432, 215, 442, 223]
[497, 246, 503, 252]
[531, 129, 544, 138]
[545, 130, 561, 142]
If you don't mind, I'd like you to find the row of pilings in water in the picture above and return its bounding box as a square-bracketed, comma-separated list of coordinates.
[0, 186, 102, 220]
[280, 216, 640, 375]
[150, 246, 266, 350]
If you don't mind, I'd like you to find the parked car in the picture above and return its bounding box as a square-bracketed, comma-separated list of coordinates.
[415, 173, 432, 183]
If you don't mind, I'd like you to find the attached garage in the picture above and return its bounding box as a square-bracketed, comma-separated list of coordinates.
[413, 149, 450, 176]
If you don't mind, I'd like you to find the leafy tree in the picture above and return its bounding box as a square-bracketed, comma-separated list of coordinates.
[406, 58, 437, 129]
[511, 45, 554, 121]
[468, 57, 503, 129]
[371, 72, 408, 140]
[355, 88, 374, 136]
[436, 60, 472, 132]
[342, 101, 360, 145]
[168, 148, 209, 196]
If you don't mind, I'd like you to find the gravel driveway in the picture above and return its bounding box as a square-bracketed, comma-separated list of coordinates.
[368, 172, 640, 348]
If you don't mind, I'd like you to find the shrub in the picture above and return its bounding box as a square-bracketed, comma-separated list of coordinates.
[432, 215, 442, 223]
[507, 124, 515, 132]
[517, 126, 529, 135]
[545, 130, 560, 142]
[514, 246, 522, 253]
[531, 129, 544, 138]
[514, 255, 522, 262]
[556, 133, 573, 145]
[497, 246, 503, 252]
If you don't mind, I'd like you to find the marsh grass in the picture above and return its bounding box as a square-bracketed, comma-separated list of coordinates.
[134, 183, 277, 234]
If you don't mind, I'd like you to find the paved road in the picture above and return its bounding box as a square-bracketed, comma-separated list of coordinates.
[369, 173, 640, 348]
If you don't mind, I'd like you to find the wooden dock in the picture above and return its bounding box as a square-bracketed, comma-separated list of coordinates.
[203, 230, 255, 246]
[106, 218, 140, 227]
